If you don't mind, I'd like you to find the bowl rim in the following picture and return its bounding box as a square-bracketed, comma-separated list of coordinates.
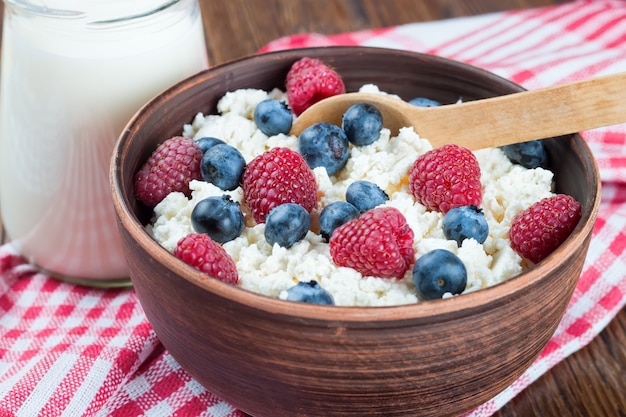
[111, 45, 602, 323]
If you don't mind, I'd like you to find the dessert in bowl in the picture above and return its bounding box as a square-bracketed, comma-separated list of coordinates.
[110, 46, 600, 417]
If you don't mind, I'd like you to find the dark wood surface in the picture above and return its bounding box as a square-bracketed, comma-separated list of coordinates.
[1, 1, 624, 416]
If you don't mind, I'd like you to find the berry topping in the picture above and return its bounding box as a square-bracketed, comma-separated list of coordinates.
[341, 102, 383, 146]
[442, 205, 489, 246]
[134, 136, 203, 207]
[191, 195, 245, 244]
[298, 122, 350, 176]
[286, 57, 345, 116]
[408, 144, 482, 213]
[501, 140, 549, 169]
[330, 207, 415, 279]
[174, 233, 238, 285]
[412, 249, 467, 300]
[284, 280, 334, 305]
[345, 180, 389, 213]
[409, 97, 441, 107]
[509, 194, 582, 263]
[319, 201, 360, 242]
[265, 203, 311, 248]
[242, 147, 318, 224]
[254, 98, 293, 136]
[196, 136, 226, 153]
[200, 143, 246, 191]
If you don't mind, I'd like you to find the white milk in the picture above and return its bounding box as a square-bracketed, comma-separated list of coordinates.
[0, 0, 209, 284]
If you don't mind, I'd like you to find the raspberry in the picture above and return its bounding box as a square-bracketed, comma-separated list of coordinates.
[329, 207, 415, 279]
[509, 194, 582, 263]
[408, 144, 482, 213]
[174, 233, 238, 284]
[134, 136, 202, 207]
[242, 147, 318, 224]
[286, 57, 345, 116]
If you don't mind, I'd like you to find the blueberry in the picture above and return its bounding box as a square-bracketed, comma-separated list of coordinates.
[254, 98, 293, 136]
[285, 280, 334, 305]
[345, 180, 389, 213]
[196, 136, 226, 153]
[409, 97, 441, 107]
[319, 201, 360, 242]
[191, 195, 245, 243]
[298, 122, 350, 176]
[412, 249, 467, 300]
[501, 140, 548, 169]
[264, 203, 311, 248]
[201, 143, 246, 191]
[341, 103, 383, 146]
[442, 205, 489, 246]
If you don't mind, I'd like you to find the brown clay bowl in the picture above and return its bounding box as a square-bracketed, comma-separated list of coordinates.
[110, 46, 601, 417]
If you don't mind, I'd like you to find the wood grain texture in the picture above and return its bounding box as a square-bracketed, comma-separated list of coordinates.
[198, 0, 572, 65]
[1, 1, 624, 416]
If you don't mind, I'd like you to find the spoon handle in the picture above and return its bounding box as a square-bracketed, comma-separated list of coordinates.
[419, 71, 626, 150]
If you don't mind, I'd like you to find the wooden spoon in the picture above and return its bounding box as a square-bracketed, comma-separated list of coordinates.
[289, 72, 626, 150]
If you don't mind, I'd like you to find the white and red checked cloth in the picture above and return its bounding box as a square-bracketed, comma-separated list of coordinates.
[1, 0, 625, 416]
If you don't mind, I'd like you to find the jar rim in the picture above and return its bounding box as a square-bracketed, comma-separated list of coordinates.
[3, 0, 183, 25]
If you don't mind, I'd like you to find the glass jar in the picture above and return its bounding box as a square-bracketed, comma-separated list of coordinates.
[0, 0, 209, 286]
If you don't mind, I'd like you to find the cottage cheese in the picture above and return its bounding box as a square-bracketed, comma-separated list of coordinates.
[148, 87, 555, 307]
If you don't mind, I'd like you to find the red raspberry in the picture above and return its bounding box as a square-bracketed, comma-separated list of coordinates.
[408, 144, 482, 213]
[242, 147, 318, 224]
[134, 136, 202, 207]
[286, 57, 345, 116]
[174, 233, 238, 284]
[329, 207, 415, 279]
[509, 194, 582, 263]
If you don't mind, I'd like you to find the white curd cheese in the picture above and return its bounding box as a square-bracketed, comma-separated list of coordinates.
[149, 88, 555, 307]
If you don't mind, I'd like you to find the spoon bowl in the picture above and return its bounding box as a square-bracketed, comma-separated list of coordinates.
[290, 72, 626, 150]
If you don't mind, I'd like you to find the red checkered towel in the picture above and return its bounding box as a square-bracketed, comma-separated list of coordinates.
[1, 0, 625, 415]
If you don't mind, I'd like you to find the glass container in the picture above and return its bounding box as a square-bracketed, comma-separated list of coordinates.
[0, 0, 209, 286]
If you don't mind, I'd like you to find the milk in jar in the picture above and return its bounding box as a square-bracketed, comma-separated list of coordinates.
[0, 0, 209, 285]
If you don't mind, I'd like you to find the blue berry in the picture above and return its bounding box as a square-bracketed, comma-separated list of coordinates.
[341, 103, 383, 146]
[319, 201, 360, 242]
[412, 249, 467, 300]
[409, 97, 441, 107]
[501, 140, 548, 169]
[284, 280, 334, 305]
[191, 195, 244, 243]
[298, 122, 350, 176]
[254, 98, 293, 136]
[345, 180, 389, 213]
[264, 203, 311, 248]
[442, 205, 489, 246]
[196, 136, 226, 153]
[201, 143, 246, 191]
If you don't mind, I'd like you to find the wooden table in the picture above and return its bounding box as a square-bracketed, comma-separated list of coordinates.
[1, 1, 624, 416]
